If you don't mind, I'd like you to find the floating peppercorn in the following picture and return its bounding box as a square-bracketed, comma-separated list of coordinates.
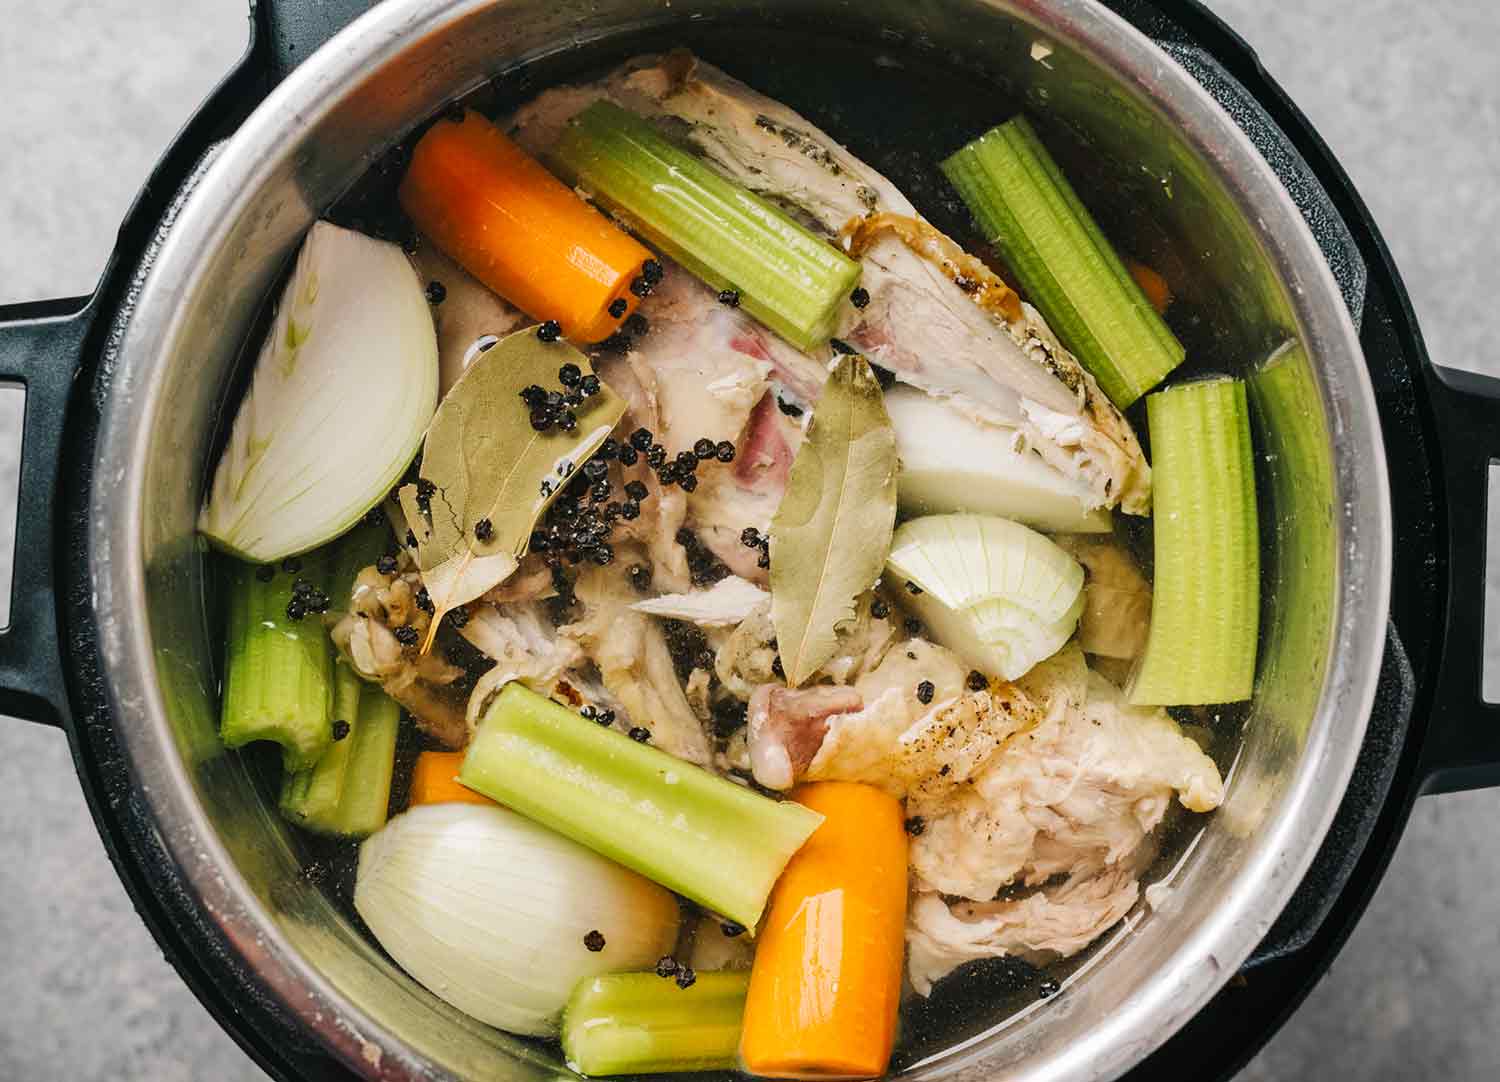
[558, 411, 578, 433]
[597, 331, 633, 353]
[617, 443, 639, 466]
[536, 319, 563, 342]
[282, 556, 304, 574]
[558, 363, 582, 388]
[620, 500, 641, 520]
[608, 297, 628, 318]
[630, 427, 655, 451]
[757, 548, 771, 569]
[583, 459, 608, 482]
[580, 705, 597, 720]
[530, 409, 552, 432]
[694, 437, 716, 460]
[871, 597, 890, 619]
[285, 598, 307, 621]
[741, 527, 761, 548]
[331, 719, 351, 742]
[255, 564, 275, 582]
[624, 479, 649, 502]
[1038, 979, 1061, 999]
[905, 617, 923, 635]
[679, 473, 698, 493]
[720, 921, 746, 938]
[624, 312, 649, 336]
[675, 450, 700, 473]
[473, 518, 493, 542]
[591, 544, 615, 566]
[675, 967, 697, 990]
[415, 587, 435, 614]
[520, 384, 546, 408]
[967, 670, 988, 692]
[916, 680, 936, 704]
[425, 280, 447, 304]
[717, 288, 740, 307]
[641, 258, 664, 285]
[905, 815, 926, 836]
[628, 726, 652, 743]
[580, 374, 601, 397]
[630, 276, 651, 298]
[628, 564, 653, 592]
[394, 625, 419, 646]
[596, 709, 615, 727]
[583, 930, 607, 952]
[715, 440, 736, 463]
[647, 444, 668, 468]
[655, 955, 679, 978]
[850, 286, 870, 309]
[905, 580, 924, 595]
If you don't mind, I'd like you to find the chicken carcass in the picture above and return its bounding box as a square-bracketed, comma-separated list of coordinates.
[507, 50, 1150, 516]
[460, 601, 585, 724]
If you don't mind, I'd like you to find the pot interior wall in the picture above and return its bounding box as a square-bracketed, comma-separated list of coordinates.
[132, 1, 1337, 1078]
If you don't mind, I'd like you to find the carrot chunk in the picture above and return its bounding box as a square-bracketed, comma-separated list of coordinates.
[408, 750, 493, 807]
[1126, 258, 1173, 314]
[399, 110, 653, 343]
[739, 781, 908, 1079]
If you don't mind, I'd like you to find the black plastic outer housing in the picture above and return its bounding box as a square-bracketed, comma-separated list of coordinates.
[8, 2, 1458, 1080]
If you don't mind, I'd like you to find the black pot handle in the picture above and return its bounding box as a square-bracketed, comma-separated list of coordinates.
[1418, 364, 1500, 794]
[252, 0, 378, 84]
[0, 298, 92, 726]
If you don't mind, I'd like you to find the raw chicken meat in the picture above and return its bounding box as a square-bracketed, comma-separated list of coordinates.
[460, 601, 585, 723]
[630, 575, 771, 627]
[746, 683, 864, 790]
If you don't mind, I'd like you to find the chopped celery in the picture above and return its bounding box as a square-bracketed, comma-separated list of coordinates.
[460, 684, 824, 928]
[1128, 377, 1259, 705]
[280, 666, 400, 837]
[942, 117, 1184, 408]
[562, 971, 749, 1076]
[220, 559, 333, 771]
[552, 101, 862, 352]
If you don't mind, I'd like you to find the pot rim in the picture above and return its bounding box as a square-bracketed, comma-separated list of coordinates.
[87, 1, 1393, 1079]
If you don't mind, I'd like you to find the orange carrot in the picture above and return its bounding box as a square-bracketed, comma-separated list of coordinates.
[1126, 258, 1173, 314]
[399, 110, 653, 343]
[739, 781, 908, 1079]
[408, 750, 494, 807]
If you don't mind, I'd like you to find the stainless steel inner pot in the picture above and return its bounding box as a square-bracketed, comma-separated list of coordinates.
[87, 1, 1393, 1079]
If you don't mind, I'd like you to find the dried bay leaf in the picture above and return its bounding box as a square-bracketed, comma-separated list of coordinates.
[402, 327, 625, 648]
[769, 354, 898, 685]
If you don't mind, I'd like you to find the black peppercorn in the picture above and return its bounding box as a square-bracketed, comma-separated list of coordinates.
[694, 437, 716, 460]
[591, 544, 615, 566]
[255, 564, 275, 582]
[405, 529, 418, 549]
[641, 258, 664, 285]
[537, 320, 563, 343]
[741, 527, 761, 548]
[679, 473, 698, 493]
[850, 286, 870, 309]
[394, 625, 419, 646]
[617, 443, 639, 467]
[1038, 979, 1061, 999]
[624, 479, 649, 502]
[757, 548, 771, 569]
[520, 383, 547, 408]
[715, 440, 736, 463]
[675, 450, 700, 473]
[597, 331, 633, 353]
[415, 587, 435, 614]
[583, 930, 606, 952]
[580, 374, 601, 397]
[720, 921, 745, 938]
[425, 280, 447, 304]
[904, 617, 923, 635]
[583, 459, 608, 482]
[675, 967, 697, 990]
[624, 312, 649, 336]
[628, 564, 653, 592]
[630, 276, 651, 298]
[717, 288, 740, 307]
[620, 500, 641, 521]
[630, 427, 655, 451]
[375, 554, 397, 575]
[559, 411, 578, 432]
[771, 655, 785, 680]
[558, 362, 582, 387]
[967, 670, 988, 692]
[628, 726, 651, 743]
[608, 297, 628, 319]
[530, 409, 552, 432]
[905, 815, 926, 836]
[331, 719, 351, 742]
[596, 709, 615, 726]
[474, 518, 494, 542]
[655, 955, 679, 978]
[580, 704, 597, 720]
[285, 598, 307, 621]
[916, 680, 935, 705]
[871, 598, 890, 619]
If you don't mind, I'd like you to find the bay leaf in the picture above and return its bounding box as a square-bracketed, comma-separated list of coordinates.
[769, 354, 898, 685]
[402, 327, 625, 649]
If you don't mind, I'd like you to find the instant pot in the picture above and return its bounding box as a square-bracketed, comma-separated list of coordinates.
[1, 1, 1494, 1079]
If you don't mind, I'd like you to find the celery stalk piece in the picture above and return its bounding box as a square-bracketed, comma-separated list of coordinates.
[941, 116, 1184, 408]
[562, 971, 749, 1076]
[461, 684, 824, 928]
[220, 559, 334, 771]
[326, 682, 400, 837]
[552, 101, 862, 352]
[1128, 377, 1260, 705]
[280, 664, 362, 825]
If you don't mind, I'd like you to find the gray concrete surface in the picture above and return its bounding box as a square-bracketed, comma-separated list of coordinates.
[0, 1, 1496, 1079]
